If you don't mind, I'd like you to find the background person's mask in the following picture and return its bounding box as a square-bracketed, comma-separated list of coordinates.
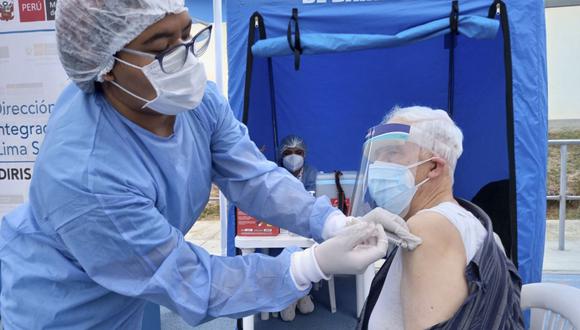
[367, 158, 432, 217]
[112, 51, 207, 115]
[283, 154, 304, 172]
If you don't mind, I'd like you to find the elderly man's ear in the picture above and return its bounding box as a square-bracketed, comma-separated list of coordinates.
[427, 157, 447, 179]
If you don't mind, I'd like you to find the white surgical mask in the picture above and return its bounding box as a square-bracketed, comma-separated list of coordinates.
[283, 154, 304, 172]
[367, 158, 433, 217]
[111, 50, 207, 115]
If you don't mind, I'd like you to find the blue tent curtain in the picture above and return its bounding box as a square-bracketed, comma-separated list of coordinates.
[226, 0, 547, 286]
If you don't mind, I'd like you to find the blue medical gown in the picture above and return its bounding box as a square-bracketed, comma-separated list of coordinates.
[0, 82, 336, 328]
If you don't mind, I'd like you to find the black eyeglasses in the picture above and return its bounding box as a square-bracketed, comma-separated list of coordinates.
[122, 21, 213, 74]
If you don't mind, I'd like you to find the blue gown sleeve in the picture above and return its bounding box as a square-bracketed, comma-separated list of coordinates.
[54, 191, 308, 325]
[302, 164, 318, 192]
[208, 91, 336, 242]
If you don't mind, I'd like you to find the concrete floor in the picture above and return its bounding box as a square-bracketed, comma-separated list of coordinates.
[543, 220, 580, 273]
[184, 220, 222, 255]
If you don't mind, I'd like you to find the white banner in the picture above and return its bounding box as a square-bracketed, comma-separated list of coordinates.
[0, 0, 69, 217]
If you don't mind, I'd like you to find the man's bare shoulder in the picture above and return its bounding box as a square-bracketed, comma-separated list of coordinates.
[406, 210, 462, 251]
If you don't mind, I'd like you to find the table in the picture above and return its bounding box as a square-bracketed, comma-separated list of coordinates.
[235, 233, 374, 330]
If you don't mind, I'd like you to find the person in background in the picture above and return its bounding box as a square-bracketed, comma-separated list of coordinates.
[279, 135, 318, 192]
[278, 135, 318, 321]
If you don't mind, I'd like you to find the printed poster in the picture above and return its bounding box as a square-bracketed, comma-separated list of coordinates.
[0, 0, 69, 217]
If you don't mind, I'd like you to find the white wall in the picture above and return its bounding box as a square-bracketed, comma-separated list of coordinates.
[545, 6, 580, 120]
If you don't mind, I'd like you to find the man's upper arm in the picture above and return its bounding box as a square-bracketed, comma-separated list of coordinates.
[401, 211, 468, 330]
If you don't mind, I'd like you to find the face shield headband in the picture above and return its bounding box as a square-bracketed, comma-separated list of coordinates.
[352, 123, 428, 217]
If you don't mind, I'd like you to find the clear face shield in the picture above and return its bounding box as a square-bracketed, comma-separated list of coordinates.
[351, 123, 432, 218]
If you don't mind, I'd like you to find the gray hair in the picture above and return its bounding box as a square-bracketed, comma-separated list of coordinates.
[383, 106, 464, 174]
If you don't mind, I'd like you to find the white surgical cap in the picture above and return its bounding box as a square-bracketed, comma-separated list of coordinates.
[279, 135, 307, 157]
[56, 0, 187, 93]
[383, 106, 464, 172]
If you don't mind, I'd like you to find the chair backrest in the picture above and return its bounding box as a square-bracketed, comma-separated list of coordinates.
[456, 197, 507, 255]
[471, 180, 514, 259]
[521, 283, 580, 329]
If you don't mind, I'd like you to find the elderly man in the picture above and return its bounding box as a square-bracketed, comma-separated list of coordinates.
[352, 106, 524, 329]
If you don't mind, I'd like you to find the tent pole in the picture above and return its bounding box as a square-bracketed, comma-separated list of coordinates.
[447, 1, 458, 116]
[212, 0, 229, 257]
[212, 0, 224, 95]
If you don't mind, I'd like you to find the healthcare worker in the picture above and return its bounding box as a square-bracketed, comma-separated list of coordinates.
[0, 1, 420, 328]
[279, 135, 318, 192]
[278, 135, 318, 321]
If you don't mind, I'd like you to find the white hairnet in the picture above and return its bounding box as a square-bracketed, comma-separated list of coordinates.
[383, 106, 464, 172]
[279, 135, 307, 159]
[56, 0, 187, 93]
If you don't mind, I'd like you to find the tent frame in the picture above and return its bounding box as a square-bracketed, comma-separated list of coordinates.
[238, 0, 520, 264]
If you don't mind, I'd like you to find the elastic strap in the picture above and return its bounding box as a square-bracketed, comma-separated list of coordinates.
[487, 0, 518, 265]
[334, 171, 349, 214]
[287, 8, 303, 71]
[109, 80, 152, 106]
[447, 0, 459, 117]
[113, 56, 143, 71]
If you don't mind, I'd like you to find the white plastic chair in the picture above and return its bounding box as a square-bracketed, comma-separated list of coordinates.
[521, 282, 580, 329]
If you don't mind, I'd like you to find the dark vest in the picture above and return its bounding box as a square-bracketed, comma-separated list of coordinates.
[357, 200, 524, 330]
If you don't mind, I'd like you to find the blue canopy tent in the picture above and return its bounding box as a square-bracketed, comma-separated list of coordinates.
[226, 0, 548, 288]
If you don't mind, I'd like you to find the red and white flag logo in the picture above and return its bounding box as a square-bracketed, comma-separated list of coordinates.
[19, 0, 46, 22]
